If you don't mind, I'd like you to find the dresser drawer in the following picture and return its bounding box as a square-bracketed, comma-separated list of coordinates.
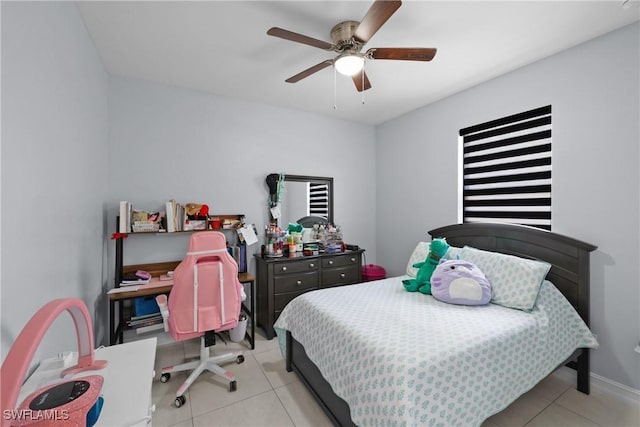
[255, 249, 364, 340]
[274, 289, 312, 311]
[273, 259, 319, 275]
[321, 254, 360, 269]
[322, 266, 360, 287]
[274, 271, 319, 293]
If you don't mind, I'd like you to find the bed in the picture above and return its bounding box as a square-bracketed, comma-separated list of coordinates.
[273, 223, 598, 427]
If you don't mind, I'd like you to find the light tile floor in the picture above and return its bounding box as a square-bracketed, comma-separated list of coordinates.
[151, 332, 639, 427]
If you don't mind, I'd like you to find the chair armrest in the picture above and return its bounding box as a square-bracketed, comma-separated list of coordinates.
[155, 294, 169, 333]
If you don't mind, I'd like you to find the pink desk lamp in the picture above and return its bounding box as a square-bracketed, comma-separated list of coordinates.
[0, 298, 107, 426]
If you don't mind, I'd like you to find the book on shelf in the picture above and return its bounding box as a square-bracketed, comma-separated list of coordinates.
[173, 200, 181, 232]
[121, 271, 151, 285]
[119, 201, 132, 233]
[135, 323, 165, 334]
[107, 286, 139, 294]
[128, 321, 163, 331]
[227, 245, 237, 263]
[165, 199, 186, 232]
[132, 311, 161, 319]
[239, 243, 247, 273]
[165, 200, 175, 232]
[225, 244, 247, 273]
[130, 312, 162, 322]
[127, 313, 162, 327]
[120, 279, 150, 286]
[128, 318, 162, 328]
[177, 203, 184, 231]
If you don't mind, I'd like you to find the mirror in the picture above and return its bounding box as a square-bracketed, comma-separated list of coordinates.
[269, 174, 333, 227]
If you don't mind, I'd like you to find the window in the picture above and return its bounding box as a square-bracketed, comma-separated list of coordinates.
[459, 105, 552, 230]
[309, 182, 329, 219]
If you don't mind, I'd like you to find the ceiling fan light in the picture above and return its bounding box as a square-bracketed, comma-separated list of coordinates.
[335, 54, 364, 76]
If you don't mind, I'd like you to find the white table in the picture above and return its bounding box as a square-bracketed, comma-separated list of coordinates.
[18, 338, 157, 427]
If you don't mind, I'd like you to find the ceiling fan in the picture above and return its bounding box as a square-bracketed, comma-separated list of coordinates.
[266, 0, 437, 92]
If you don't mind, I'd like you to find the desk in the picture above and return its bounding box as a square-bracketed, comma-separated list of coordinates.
[18, 338, 156, 427]
[109, 272, 256, 349]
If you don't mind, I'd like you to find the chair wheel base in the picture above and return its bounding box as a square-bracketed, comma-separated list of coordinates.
[160, 373, 171, 383]
[174, 395, 186, 408]
[236, 355, 245, 364]
[229, 380, 237, 392]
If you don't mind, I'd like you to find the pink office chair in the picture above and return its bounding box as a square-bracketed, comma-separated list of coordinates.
[156, 231, 245, 408]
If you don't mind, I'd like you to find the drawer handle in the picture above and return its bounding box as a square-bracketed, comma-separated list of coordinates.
[350, 257, 356, 262]
[309, 263, 315, 268]
[328, 260, 334, 265]
[282, 267, 287, 271]
[340, 273, 346, 278]
[296, 280, 302, 286]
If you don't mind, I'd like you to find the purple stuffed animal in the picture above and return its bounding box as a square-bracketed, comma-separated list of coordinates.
[430, 260, 492, 306]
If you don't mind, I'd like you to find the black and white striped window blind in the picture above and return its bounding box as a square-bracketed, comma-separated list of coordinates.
[459, 105, 552, 230]
[309, 183, 329, 218]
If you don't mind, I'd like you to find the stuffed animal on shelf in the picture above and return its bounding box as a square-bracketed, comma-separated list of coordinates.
[402, 238, 450, 295]
[185, 203, 209, 220]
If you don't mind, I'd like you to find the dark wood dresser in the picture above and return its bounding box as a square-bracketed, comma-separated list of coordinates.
[255, 249, 365, 339]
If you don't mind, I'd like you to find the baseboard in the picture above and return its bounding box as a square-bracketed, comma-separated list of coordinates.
[553, 366, 640, 406]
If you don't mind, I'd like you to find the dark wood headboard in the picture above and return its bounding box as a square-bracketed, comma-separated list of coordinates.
[429, 223, 597, 326]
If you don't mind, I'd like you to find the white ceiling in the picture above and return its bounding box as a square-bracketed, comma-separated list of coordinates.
[76, 1, 639, 125]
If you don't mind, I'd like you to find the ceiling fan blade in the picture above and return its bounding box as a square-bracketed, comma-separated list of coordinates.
[285, 60, 333, 83]
[368, 47, 437, 61]
[352, 70, 372, 92]
[353, 0, 402, 44]
[267, 27, 334, 50]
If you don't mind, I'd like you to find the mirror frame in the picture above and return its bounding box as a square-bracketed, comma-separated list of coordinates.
[280, 174, 334, 226]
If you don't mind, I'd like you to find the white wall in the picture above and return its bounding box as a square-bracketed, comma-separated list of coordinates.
[376, 23, 640, 390]
[107, 76, 377, 288]
[1, 2, 109, 360]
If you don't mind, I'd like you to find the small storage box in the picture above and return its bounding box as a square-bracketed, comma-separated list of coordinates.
[135, 296, 160, 316]
[362, 264, 386, 282]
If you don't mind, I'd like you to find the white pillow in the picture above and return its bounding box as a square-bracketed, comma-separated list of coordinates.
[459, 246, 551, 311]
[443, 245, 462, 261]
[405, 242, 429, 277]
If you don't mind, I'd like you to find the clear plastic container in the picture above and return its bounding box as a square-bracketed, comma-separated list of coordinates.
[265, 231, 285, 257]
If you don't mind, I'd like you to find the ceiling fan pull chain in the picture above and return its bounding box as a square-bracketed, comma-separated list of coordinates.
[333, 66, 338, 110]
[361, 63, 366, 105]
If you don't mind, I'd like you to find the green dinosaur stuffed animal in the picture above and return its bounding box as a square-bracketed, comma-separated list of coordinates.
[402, 238, 450, 295]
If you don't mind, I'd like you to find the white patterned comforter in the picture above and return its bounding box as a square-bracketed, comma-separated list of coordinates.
[274, 276, 598, 427]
